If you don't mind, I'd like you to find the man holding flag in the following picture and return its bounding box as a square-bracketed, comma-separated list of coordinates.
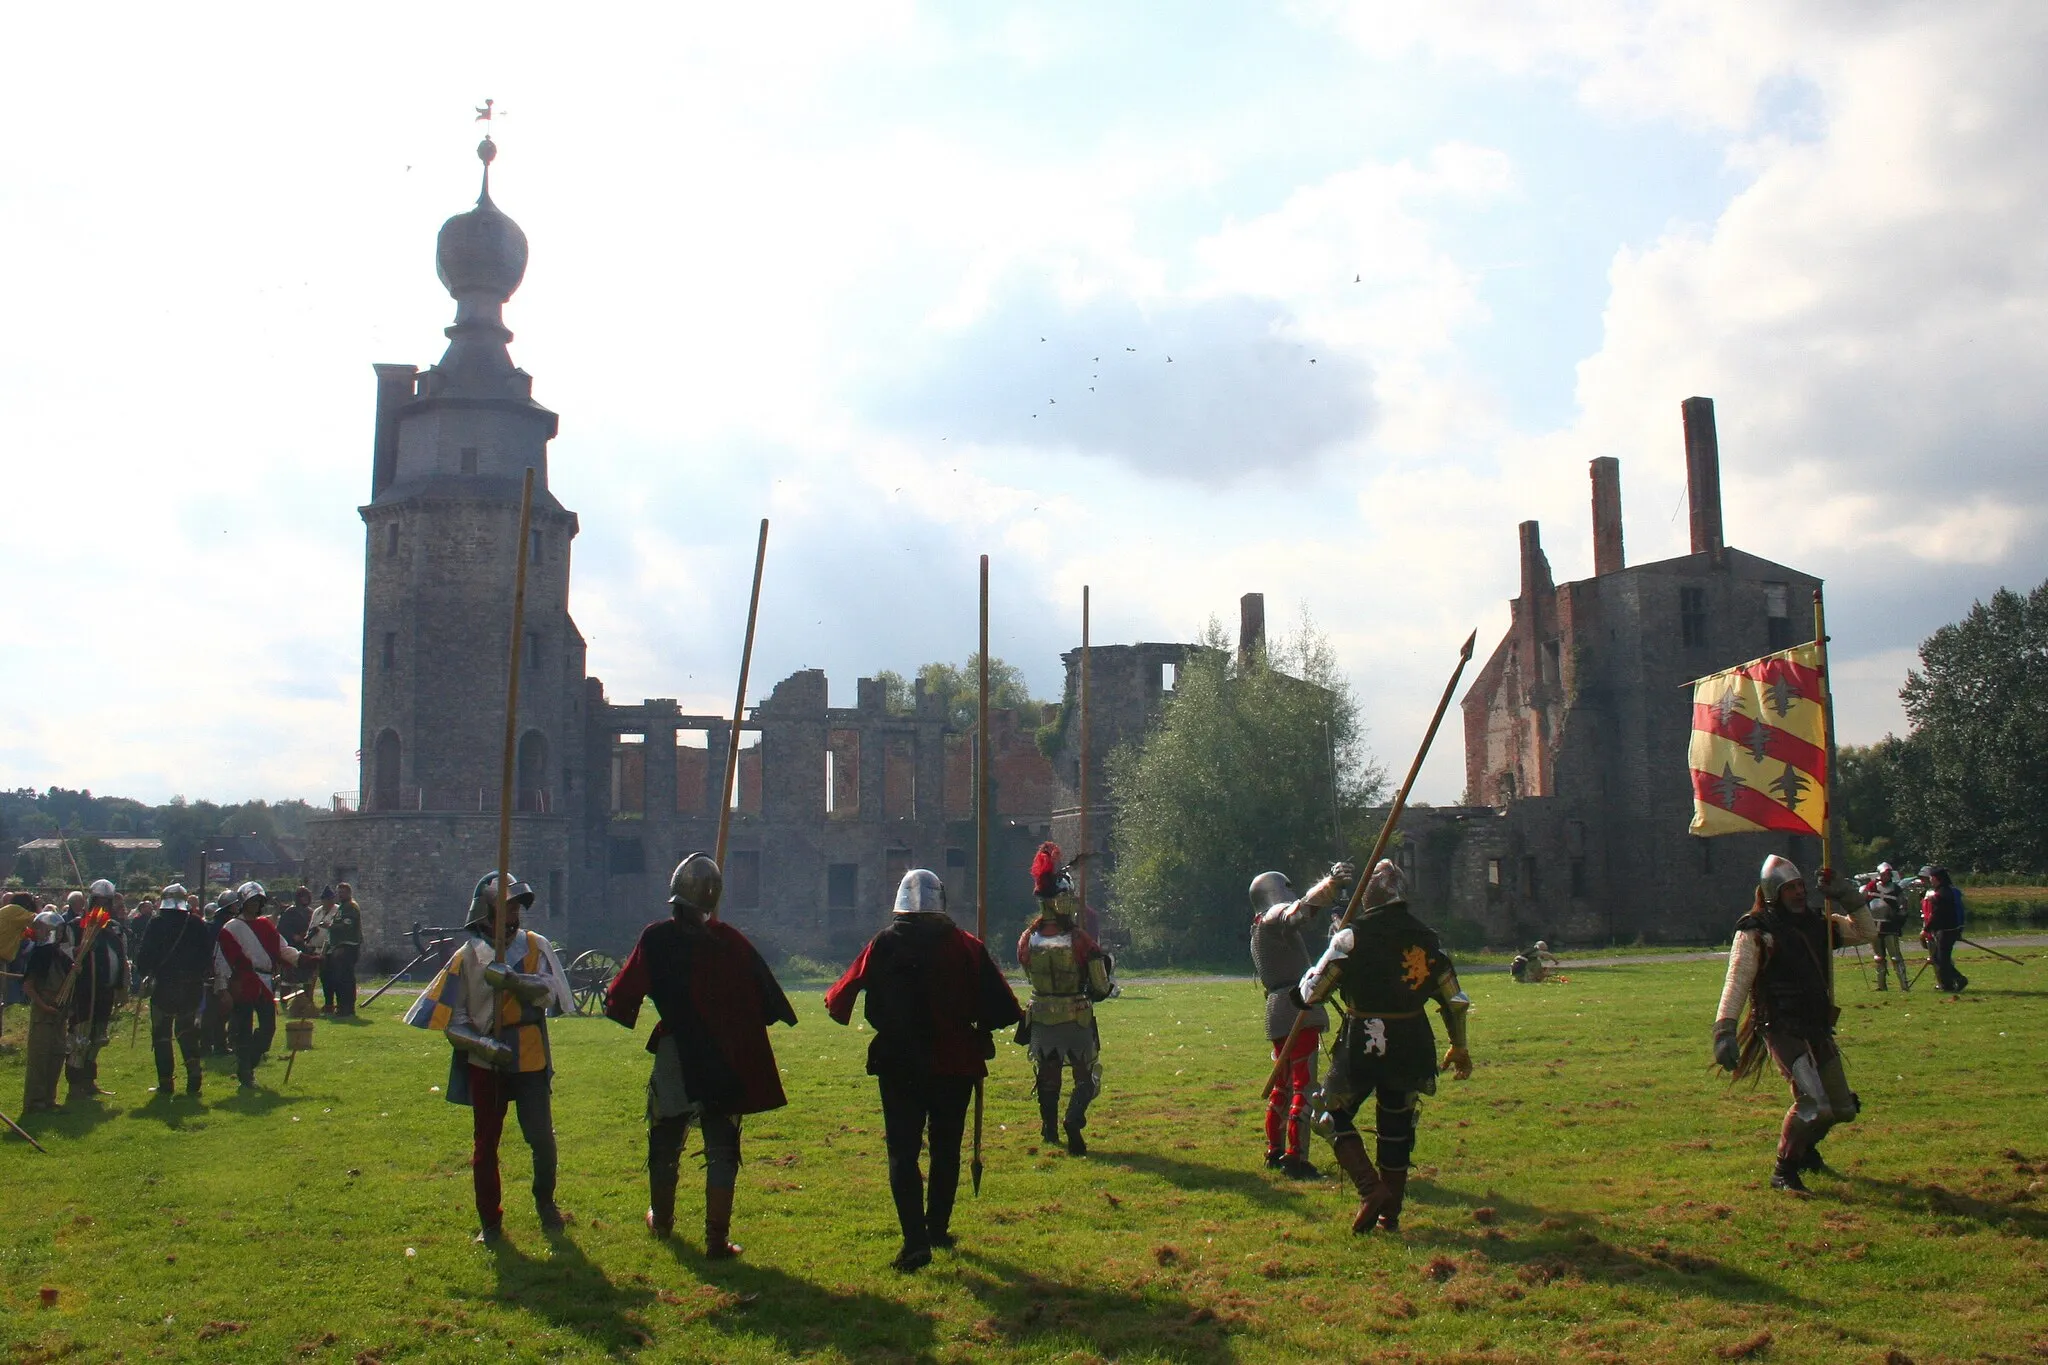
[1691, 610, 1878, 1190]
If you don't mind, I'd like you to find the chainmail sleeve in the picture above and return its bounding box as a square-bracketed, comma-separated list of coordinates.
[1716, 931, 1760, 1024]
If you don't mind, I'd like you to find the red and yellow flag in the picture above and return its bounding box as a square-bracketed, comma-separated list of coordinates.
[1687, 642, 1828, 837]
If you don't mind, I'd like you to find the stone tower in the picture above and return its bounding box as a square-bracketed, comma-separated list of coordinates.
[304, 135, 588, 954]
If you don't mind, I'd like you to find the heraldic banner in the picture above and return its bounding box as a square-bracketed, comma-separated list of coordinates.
[1688, 640, 1829, 838]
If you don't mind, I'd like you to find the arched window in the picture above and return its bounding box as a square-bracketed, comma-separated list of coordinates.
[518, 730, 549, 812]
[373, 730, 402, 811]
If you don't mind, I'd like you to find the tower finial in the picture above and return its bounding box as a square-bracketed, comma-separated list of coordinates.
[474, 99, 500, 196]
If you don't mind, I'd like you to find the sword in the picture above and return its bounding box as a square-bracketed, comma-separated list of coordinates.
[0, 1106, 49, 1154]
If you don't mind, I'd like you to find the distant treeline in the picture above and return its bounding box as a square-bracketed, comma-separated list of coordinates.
[1, 787, 317, 889]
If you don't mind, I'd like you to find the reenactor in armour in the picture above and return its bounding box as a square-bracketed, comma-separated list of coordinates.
[1713, 855, 1876, 1191]
[133, 884, 217, 1098]
[1863, 864, 1912, 992]
[1249, 861, 1354, 1178]
[1296, 859, 1472, 1233]
[1016, 842, 1115, 1156]
[604, 854, 798, 1259]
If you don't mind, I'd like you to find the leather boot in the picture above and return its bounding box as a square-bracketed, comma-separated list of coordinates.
[1330, 1134, 1389, 1234]
[1375, 1167, 1410, 1231]
[704, 1184, 742, 1259]
[646, 1172, 677, 1239]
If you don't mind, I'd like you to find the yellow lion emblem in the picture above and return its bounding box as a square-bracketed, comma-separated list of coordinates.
[1400, 945, 1431, 990]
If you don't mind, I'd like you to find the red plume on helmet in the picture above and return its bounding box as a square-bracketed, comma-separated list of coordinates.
[1031, 842, 1064, 899]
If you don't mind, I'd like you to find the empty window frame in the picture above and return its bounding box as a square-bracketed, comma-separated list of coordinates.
[385, 522, 399, 557]
[826, 729, 861, 819]
[826, 863, 859, 910]
[675, 730, 711, 815]
[611, 733, 646, 817]
[1764, 581, 1795, 651]
[1522, 855, 1539, 898]
[381, 631, 397, 673]
[883, 734, 916, 818]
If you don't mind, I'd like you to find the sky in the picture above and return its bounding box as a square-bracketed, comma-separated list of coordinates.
[3, 1, 2044, 808]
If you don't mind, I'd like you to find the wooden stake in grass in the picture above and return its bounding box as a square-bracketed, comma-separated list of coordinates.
[1264, 629, 1477, 1099]
[713, 519, 771, 904]
[493, 468, 537, 977]
[973, 554, 990, 1196]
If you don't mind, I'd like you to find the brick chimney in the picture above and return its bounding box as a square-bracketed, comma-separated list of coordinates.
[1682, 396, 1724, 560]
[1589, 457, 1625, 576]
[1239, 592, 1266, 668]
[1518, 521, 1552, 605]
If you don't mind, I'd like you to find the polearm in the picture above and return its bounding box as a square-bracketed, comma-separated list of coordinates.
[1264, 630, 1477, 1097]
[1077, 586, 1091, 927]
[1956, 937, 2027, 966]
[492, 470, 537, 1017]
[713, 519, 772, 905]
[972, 554, 990, 1195]
[0, 1106, 48, 1155]
[1814, 590, 1837, 1010]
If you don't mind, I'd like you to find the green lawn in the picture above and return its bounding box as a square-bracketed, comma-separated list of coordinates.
[3, 945, 2045, 1364]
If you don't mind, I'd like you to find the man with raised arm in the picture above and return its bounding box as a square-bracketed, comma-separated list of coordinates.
[1296, 859, 1472, 1234]
[1249, 861, 1354, 1179]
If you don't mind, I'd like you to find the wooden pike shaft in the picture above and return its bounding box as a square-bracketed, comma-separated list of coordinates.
[1264, 629, 1478, 1097]
[714, 519, 772, 891]
[974, 555, 990, 1194]
[0, 1106, 48, 1154]
[493, 467, 537, 967]
[1078, 586, 1091, 920]
[1815, 589, 1836, 1007]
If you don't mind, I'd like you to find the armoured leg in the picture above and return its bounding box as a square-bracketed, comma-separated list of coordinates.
[1034, 1052, 1063, 1143]
[1873, 936, 1891, 990]
[1770, 1037, 1840, 1163]
[469, 1067, 510, 1232]
[1890, 940, 1911, 993]
[646, 1115, 688, 1235]
[1325, 1104, 1391, 1234]
[512, 1079, 559, 1216]
[1373, 1088, 1419, 1230]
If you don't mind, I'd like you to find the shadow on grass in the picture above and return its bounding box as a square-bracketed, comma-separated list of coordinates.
[674, 1241, 941, 1360]
[19, 1096, 120, 1140]
[1847, 1173, 2048, 1237]
[1397, 1183, 1819, 1307]
[1096, 1149, 1311, 1212]
[469, 1231, 660, 1354]
[953, 1250, 1240, 1363]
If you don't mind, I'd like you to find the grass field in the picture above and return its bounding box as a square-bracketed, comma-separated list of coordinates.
[3, 944, 2045, 1364]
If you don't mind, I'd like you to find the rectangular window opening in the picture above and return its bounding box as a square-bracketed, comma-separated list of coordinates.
[827, 863, 859, 910]
[460, 446, 479, 475]
[385, 522, 399, 556]
[611, 733, 646, 817]
[727, 850, 761, 909]
[525, 630, 540, 670]
[731, 729, 762, 813]
[1163, 662, 1178, 690]
[826, 729, 861, 819]
[1486, 858, 1502, 887]
[1569, 857, 1587, 898]
[1522, 855, 1539, 899]
[547, 869, 564, 919]
[1680, 586, 1708, 649]
[1542, 639, 1561, 686]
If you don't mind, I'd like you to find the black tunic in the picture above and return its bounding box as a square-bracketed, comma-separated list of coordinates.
[1322, 901, 1456, 1101]
[135, 908, 219, 1010]
[1734, 904, 1834, 1040]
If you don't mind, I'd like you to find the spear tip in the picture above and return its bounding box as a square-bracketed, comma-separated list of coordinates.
[1460, 628, 1478, 660]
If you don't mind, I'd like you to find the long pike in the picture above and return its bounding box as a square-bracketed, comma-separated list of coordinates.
[1263, 630, 1477, 1098]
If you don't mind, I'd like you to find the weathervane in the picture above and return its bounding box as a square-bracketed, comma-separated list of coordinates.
[474, 98, 504, 169]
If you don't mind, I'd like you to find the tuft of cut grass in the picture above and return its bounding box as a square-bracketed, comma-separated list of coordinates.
[2, 947, 2044, 1362]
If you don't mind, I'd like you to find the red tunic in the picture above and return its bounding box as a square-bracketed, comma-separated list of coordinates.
[605, 917, 796, 1116]
[826, 913, 1022, 1078]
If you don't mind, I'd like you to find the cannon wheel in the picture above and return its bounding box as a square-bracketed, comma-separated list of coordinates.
[566, 950, 620, 1016]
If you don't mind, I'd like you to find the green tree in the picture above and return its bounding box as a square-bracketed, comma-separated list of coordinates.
[876, 656, 1039, 728]
[1107, 614, 1384, 966]
[1891, 580, 2048, 873]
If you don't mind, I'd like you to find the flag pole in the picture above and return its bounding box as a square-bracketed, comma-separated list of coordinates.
[973, 555, 990, 1195]
[1814, 588, 1837, 1009]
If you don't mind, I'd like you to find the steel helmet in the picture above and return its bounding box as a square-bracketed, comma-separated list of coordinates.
[1760, 855, 1802, 903]
[894, 869, 946, 914]
[88, 878, 117, 906]
[467, 872, 535, 929]
[235, 881, 268, 914]
[668, 853, 722, 916]
[159, 883, 191, 911]
[1248, 871, 1293, 914]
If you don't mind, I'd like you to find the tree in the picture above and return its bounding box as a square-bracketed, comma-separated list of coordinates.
[876, 657, 1039, 728]
[1106, 614, 1384, 966]
[1894, 580, 2048, 873]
